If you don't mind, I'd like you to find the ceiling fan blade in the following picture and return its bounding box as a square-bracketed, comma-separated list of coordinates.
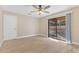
[44, 6, 50, 10]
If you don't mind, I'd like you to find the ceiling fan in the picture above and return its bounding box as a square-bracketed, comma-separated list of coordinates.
[29, 5, 50, 15]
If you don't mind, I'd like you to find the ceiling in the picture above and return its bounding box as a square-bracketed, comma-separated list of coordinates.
[0, 5, 77, 18]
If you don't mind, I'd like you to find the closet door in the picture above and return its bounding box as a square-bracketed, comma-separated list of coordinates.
[3, 14, 17, 40]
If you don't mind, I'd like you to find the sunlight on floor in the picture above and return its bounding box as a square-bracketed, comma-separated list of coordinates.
[48, 37, 66, 43]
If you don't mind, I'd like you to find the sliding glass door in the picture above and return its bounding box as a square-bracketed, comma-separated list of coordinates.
[48, 16, 66, 41]
[48, 18, 57, 39]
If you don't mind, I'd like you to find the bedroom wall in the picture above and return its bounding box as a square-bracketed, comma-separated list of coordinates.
[2, 11, 40, 37]
[18, 15, 39, 37]
[72, 7, 79, 44]
[0, 10, 40, 46]
[39, 18, 48, 37]
[0, 10, 3, 46]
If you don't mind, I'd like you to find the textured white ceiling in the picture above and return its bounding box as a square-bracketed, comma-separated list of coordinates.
[0, 5, 77, 18]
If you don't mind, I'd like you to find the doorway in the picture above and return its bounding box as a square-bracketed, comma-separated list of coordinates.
[48, 16, 66, 41]
[3, 14, 17, 40]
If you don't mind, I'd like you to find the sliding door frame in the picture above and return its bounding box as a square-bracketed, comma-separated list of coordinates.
[48, 12, 72, 44]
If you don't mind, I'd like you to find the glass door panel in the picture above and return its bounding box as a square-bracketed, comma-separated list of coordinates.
[48, 18, 57, 39]
[48, 16, 66, 41]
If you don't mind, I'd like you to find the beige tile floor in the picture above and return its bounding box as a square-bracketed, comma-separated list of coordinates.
[0, 36, 79, 53]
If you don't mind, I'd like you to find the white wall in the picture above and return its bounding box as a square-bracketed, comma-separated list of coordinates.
[17, 15, 39, 37]
[0, 10, 40, 46]
[0, 10, 3, 46]
[2, 11, 40, 38]
[71, 7, 79, 44]
[39, 18, 48, 37]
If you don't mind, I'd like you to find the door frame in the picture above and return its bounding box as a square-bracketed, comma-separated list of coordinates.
[48, 12, 72, 44]
[48, 16, 66, 40]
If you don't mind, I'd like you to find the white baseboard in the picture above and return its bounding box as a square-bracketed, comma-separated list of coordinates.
[1, 34, 41, 47]
[72, 42, 79, 45]
[4, 34, 41, 40]
[15, 34, 41, 39]
[40, 34, 48, 37]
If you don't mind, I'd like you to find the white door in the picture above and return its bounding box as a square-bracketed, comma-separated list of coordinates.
[3, 14, 17, 40]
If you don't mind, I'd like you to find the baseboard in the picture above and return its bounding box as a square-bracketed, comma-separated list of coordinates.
[16, 34, 41, 39]
[72, 42, 79, 45]
[40, 34, 48, 37]
[4, 34, 41, 40]
[1, 34, 41, 47]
